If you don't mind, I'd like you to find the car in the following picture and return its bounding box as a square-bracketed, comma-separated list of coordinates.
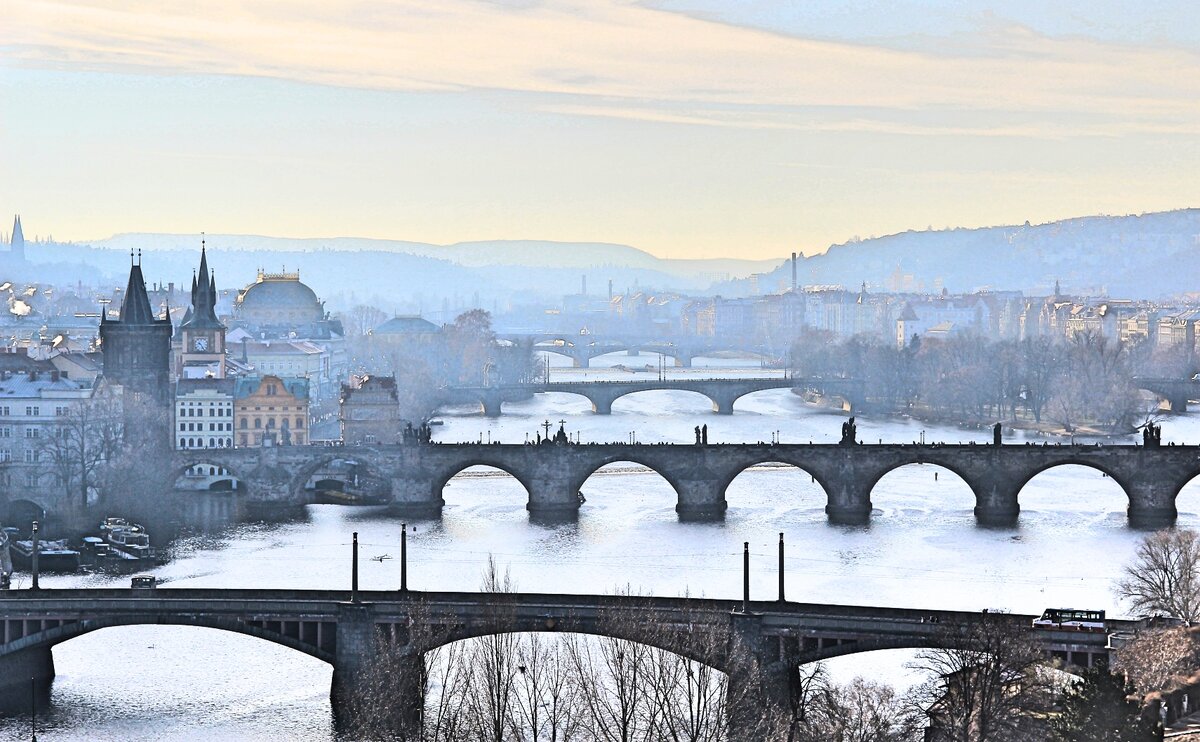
[130, 574, 157, 589]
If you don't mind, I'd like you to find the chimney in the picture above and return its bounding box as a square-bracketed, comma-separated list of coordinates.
[791, 252, 798, 291]
[608, 279, 613, 300]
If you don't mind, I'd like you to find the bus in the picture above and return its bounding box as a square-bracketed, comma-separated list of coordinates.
[1032, 608, 1106, 632]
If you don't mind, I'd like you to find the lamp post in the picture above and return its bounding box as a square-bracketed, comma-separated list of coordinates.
[400, 523, 408, 593]
[30, 521, 39, 591]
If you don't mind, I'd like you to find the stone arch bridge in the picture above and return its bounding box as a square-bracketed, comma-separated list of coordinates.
[0, 588, 1130, 738]
[499, 332, 776, 368]
[170, 439, 1200, 527]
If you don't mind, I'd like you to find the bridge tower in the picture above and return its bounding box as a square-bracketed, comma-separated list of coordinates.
[100, 254, 174, 407]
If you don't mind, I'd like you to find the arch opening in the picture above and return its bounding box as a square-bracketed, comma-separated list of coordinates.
[723, 461, 829, 516]
[867, 463, 977, 522]
[1016, 464, 1129, 523]
[608, 389, 714, 415]
[1, 500, 46, 534]
[440, 464, 532, 513]
[173, 462, 244, 492]
[295, 457, 390, 506]
[571, 461, 681, 511]
[1168, 470, 1200, 525]
[727, 386, 798, 414]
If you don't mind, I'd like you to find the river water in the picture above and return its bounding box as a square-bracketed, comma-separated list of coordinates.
[4, 354, 1198, 740]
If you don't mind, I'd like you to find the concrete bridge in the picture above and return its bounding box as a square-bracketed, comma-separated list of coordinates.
[147, 438, 1200, 528]
[498, 332, 776, 368]
[0, 588, 1131, 736]
[1133, 377, 1200, 412]
[442, 377, 800, 416]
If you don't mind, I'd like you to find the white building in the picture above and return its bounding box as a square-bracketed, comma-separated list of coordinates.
[175, 378, 235, 450]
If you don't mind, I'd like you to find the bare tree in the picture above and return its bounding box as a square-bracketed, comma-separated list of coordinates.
[1113, 626, 1200, 695]
[1116, 529, 1200, 625]
[793, 675, 923, 742]
[909, 613, 1057, 742]
[43, 383, 125, 511]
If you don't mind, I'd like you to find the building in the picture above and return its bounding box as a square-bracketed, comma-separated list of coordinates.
[175, 243, 227, 379]
[99, 257, 173, 406]
[235, 339, 335, 396]
[7, 215, 24, 263]
[175, 378, 235, 450]
[339, 375, 399, 445]
[233, 374, 310, 447]
[0, 366, 101, 498]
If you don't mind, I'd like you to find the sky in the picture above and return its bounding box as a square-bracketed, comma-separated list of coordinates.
[2, 1, 1199, 260]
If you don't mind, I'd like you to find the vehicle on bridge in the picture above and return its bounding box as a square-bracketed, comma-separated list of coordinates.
[1032, 608, 1106, 632]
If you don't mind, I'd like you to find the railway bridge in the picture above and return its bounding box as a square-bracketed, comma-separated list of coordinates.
[0, 588, 1130, 738]
[152, 436, 1200, 528]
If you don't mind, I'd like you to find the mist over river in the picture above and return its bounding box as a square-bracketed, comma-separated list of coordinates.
[4, 354, 1197, 740]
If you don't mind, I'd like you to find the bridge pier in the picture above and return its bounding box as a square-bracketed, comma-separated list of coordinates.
[725, 612, 795, 740]
[331, 603, 424, 736]
[391, 476, 443, 518]
[0, 645, 55, 700]
[675, 479, 727, 520]
[572, 354, 590, 369]
[973, 478, 1021, 527]
[1127, 477, 1181, 528]
[527, 476, 584, 519]
[825, 478, 872, 525]
[589, 394, 616, 415]
[1128, 504, 1177, 529]
[481, 394, 503, 418]
[674, 355, 693, 368]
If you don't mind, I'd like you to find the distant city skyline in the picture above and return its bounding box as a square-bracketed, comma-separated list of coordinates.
[3, 1, 1199, 260]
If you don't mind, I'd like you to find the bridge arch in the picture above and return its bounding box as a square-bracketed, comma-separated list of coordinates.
[434, 461, 535, 509]
[1, 614, 335, 669]
[606, 387, 719, 416]
[2, 499, 46, 530]
[288, 455, 392, 504]
[720, 460, 831, 514]
[1014, 461, 1132, 519]
[569, 457, 685, 508]
[864, 462, 980, 520]
[173, 460, 246, 492]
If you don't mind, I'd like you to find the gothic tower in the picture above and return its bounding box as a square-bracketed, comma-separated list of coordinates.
[9, 215, 24, 262]
[177, 241, 227, 378]
[100, 254, 173, 406]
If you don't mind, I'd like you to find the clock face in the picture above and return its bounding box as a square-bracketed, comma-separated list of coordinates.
[194, 337, 209, 351]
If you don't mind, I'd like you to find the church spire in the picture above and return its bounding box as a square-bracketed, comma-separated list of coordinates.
[118, 251, 156, 324]
[181, 235, 223, 329]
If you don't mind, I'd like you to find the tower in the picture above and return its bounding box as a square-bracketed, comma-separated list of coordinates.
[9, 215, 24, 262]
[177, 240, 227, 378]
[100, 254, 173, 406]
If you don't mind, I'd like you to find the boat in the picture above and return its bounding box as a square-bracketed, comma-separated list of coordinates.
[9, 538, 82, 572]
[314, 489, 391, 506]
[105, 526, 154, 560]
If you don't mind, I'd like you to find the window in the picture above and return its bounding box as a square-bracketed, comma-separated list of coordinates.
[0, 448, 10, 462]
[26, 474, 37, 488]
[254, 418, 262, 429]
[209, 438, 215, 447]
[179, 438, 185, 448]
[296, 417, 304, 429]
[24, 449, 34, 462]
[25, 427, 39, 439]
[0, 427, 10, 438]
[0, 406, 9, 416]
[55, 406, 68, 416]
[240, 418, 247, 429]
[179, 423, 186, 431]
[240, 433, 247, 446]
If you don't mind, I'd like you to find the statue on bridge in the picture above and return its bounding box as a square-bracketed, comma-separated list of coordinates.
[403, 422, 433, 445]
[840, 417, 857, 446]
[993, 422, 1003, 446]
[1143, 422, 1163, 448]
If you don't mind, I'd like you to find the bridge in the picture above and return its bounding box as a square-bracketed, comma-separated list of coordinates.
[497, 332, 777, 368]
[1133, 377, 1200, 412]
[442, 377, 808, 416]
[0, 588, 1131, 737]
[127, 437, 1200, 529]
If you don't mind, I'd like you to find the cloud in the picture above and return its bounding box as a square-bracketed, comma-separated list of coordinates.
[6, 0, 1200, 137]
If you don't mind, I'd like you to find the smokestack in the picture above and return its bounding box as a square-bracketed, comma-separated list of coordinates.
[608, 279, 613, 300]
[791, 252, 798, 291]
[581, 275, 587, 296]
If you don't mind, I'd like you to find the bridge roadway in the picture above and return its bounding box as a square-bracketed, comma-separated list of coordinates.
[441, 377, 849, 417]
[161, 439, 1200, 528]
[0, 588, 1131, 736]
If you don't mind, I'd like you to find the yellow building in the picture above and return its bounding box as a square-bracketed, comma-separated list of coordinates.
[233, 374, 310, 447]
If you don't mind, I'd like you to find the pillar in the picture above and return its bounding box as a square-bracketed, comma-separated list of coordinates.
[589, 395, 614, 415]
[481, 395, 502, 418]
[526, 475, 583, 519]
[710, 393, 735, 415]
[674, 354, 693, 368]
[572, 353, 590, 369]
[1127, 478, 1178, 529]
[390, 476, 443, 518]
[824, 474, 871, 525]
[973, 477, 1021, 527]
[725, 612, 794, 741]
[0, 645, 55, 710]
[675, 478, 727, 520]
[331, 603, 423, 735]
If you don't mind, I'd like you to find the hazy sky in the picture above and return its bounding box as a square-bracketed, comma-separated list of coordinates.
[3, 1, 1199, 259]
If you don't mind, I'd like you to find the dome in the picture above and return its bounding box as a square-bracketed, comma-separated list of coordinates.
[235, 271, 324, 327]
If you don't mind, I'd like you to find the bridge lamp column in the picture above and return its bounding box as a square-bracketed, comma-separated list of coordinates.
[30, 520, 39, 591]
[351, 532, 359, 603]
[742, 541, 750, 612]
[400, 523, 408, 593]
[778, 533, 785, 603]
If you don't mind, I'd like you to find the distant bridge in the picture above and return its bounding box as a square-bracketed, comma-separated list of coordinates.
[0, 588, 1130, 737]
[441, 377, 857, 416]
[497, 332, 778, 368]
[1133, 377, 1200, 412]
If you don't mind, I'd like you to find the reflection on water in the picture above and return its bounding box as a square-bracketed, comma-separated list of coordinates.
[3, 359, 1196, 740]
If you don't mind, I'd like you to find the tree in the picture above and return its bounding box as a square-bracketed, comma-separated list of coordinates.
[338, 304, 389, 337]
[1050, 665, 1156, 742]
[1116, 529, 1200, 625]
[909, 612, 1057, 741]
[792, 674, 923, 742]
[43, 383, 125, 511]
[1113, 626, 1200, 695]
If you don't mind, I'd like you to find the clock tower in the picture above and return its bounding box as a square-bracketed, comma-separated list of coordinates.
[178, 241, 227, 378]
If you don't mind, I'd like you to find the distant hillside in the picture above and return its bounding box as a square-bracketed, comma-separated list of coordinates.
[718, 209, 1200, 299]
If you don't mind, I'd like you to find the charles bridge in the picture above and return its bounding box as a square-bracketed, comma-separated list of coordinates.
[496, 332, 777, 368]
[122, 433, 1200, 528]
[0, 587, 1132, 737]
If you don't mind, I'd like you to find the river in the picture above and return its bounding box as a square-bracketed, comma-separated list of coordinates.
[3, 353, 1197, 740]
